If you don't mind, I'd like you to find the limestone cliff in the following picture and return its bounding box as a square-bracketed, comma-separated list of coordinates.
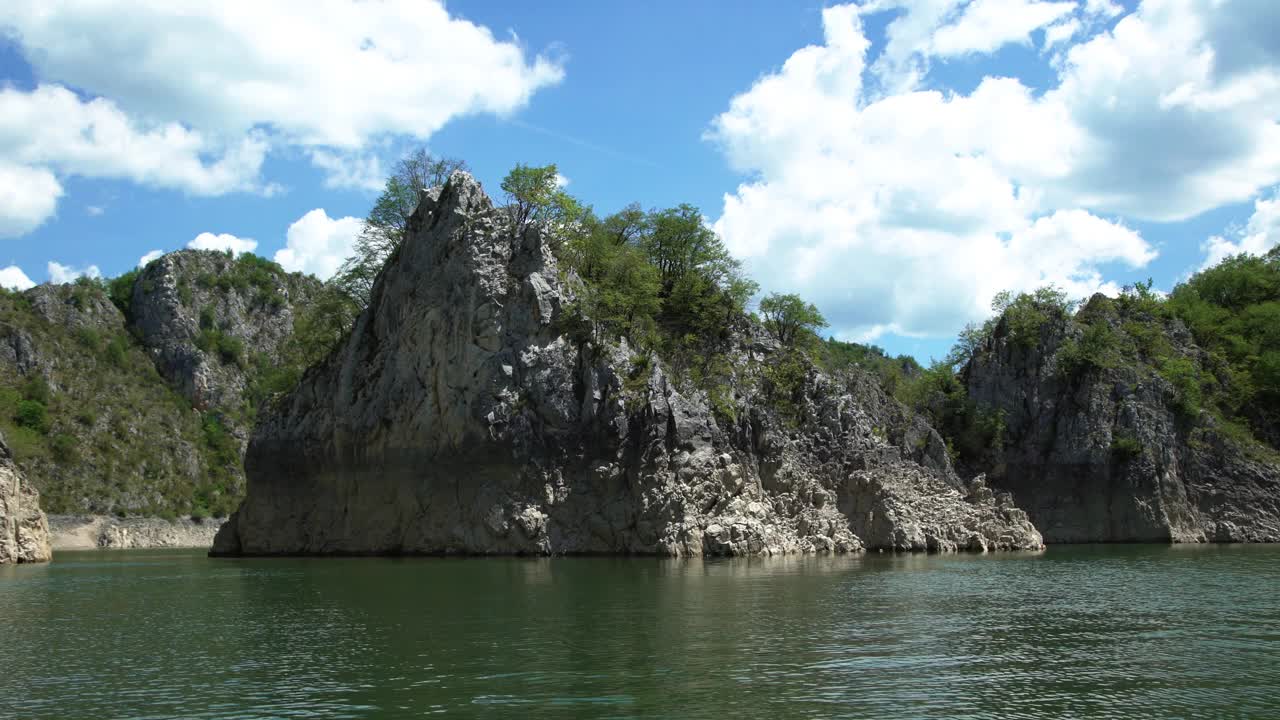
[214, 173, 1042, 556]
[0, 431, 50, 563]
[131, 250, 320, 414]
[967, 295, 1280, 543]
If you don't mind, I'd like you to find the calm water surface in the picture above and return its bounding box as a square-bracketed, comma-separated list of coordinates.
[2, 545, 1279, 719]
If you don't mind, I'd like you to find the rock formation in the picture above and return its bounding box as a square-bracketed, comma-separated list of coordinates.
[0, 431, 51, 563]
[131, 249, 319, 413]
[967, 296, 1280, 543]
[214, 173, 1042, 556]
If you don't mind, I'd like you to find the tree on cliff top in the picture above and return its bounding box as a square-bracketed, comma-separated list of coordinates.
[759, 292, 828, 348]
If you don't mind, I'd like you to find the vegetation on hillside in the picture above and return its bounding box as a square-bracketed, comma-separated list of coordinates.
[0, 280, 237, 517]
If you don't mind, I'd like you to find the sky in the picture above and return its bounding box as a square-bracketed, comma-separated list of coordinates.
[1, 0, 1279, 363]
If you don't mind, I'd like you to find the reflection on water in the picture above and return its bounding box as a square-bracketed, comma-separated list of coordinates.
[2, 545, 1278, 718]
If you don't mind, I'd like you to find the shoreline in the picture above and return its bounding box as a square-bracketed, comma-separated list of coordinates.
[48, 515, 226, 551]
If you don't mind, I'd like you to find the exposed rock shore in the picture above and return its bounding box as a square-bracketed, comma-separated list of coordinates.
[214, 173, 1043, 557]
[48, 515, 224, 550]
[0, 432, 50, 564]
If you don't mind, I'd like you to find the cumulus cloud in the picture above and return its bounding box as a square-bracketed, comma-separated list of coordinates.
[1201, 190, 1280, 269]
[47, 260, 101, 284]
[0, 162, 63, 238]
[0, 0, 563, 237]
[138, 249, 164, 267]
[274, 209, 364, 280]
[0, 265, 35, 291]
[708, 0, 1280, 340]
[187, 232, 258, 256]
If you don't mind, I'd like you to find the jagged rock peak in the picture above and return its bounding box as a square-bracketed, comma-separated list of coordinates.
[213, 172, 1043, 557]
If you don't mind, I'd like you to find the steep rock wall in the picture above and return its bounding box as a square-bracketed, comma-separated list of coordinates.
[214, 173, 1041, 557]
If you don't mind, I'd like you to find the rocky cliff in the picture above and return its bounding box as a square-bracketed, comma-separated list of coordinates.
[967, 295, 1280, 543]
[131, 250, 320, 414]
[214, 173, 1042, 556]
[0, 251, 319, 520]
[0, 431, 50, 563]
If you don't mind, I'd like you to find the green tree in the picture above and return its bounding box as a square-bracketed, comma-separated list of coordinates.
[501, 164, 583, 241]
[759, 292, 828, 348]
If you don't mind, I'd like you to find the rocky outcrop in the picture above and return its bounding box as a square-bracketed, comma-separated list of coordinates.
[131, 250, 320, 413]
[967, 296, 1280, 543]
[214, 173, 1042, 557]
[0, 432, 51, 563]
[48, 515, 223, 550]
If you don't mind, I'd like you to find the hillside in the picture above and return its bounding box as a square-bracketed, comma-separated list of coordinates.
[0, 250, 319, 518]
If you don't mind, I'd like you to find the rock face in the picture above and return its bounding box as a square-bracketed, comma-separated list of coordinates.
[214, 173, 1042, 556]
[967, 297, 1280, 543]
[132, 250, 319, 412]
[0, 432, 51, 563]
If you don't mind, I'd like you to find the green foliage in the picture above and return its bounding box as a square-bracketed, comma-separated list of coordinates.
[76, 325, 101, 350]
[502, 163, 578, 239]
[762, 349, 810, 424]
[1058, 320, 1124, 378]
[759, 293, 828, 348]
[22, 376, 51, 405]
[992, 286, 1074, 348]
[50, 432, 78, 463]
[818, 339, 922, 400]
[1159, 356, 1203, 419]
[195, 328, 245, 368]
[1110, 434, 1143, 462]
[108, 270, 141, 315]
[15, 400, 49, 434]
[290, 283, 360, 368]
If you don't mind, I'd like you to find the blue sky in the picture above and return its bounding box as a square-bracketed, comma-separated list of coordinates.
[1, 0, 1278, 363]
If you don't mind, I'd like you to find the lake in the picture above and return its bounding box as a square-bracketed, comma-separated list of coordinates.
[2, 546, 1278, 719]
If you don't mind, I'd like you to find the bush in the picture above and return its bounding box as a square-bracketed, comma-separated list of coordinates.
[1160, 357, 1203, 419]
[51, 433, 78, 463]
[15, 400, 49, 434]
[1111, 434, 1143, 462]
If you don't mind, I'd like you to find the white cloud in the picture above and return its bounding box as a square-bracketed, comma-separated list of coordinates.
[1200, 189, 1280, 268]
[708, 1, 1280, 340]
[85, 205, 104, 217]
[0, 85, 271, 195]
[0, 1, 562, 237]
[0, 265, 34, 291]
[138, 249, 164, 268]
[187, 232, 258, 256]
[0, 162, 63, 238]
[859, 0, 1074, 91]
[930, 0, 1077, 57]
[47, 261, 101, 285]
[309, 150, 385, 192]
[554, 173, 570, 189]
[274, 209, 364, 280]
[0, 1, 562, 148]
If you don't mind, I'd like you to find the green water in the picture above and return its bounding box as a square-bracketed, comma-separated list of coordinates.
[2, 546, 1279, 719]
